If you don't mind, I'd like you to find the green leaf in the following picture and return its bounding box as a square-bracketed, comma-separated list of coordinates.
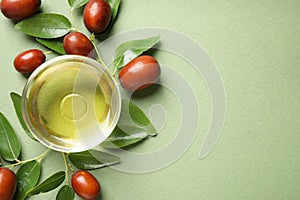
[101, 125, 148, 148]
[27, 171, 65, 196]
[0, 112, 21, 161]
[15, 160, 41, 200]
[107, 0, 121, 23]
[101, 100, 157, 148]
[121, 100, 157, 136]
[10, 92, 37, 141]
[113, 36, 160, 68]
[68, 150, 120, 170]
[15, 13, 72, 39]
[36, 38, 66, 55]
[68, 0, 89, 8]
[128, 101, 151, 126]
[56, 185, 75, 200]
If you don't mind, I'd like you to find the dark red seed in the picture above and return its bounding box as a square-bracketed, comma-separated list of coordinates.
[63, 32, 94, 56]
[0, 168, 17, 200]
[72, 170, 101, 200]
[83, 0, 112, 33]
[14, 49, 45, 74]
[119, 55, 161, 91]
[0, 0, 41, 21]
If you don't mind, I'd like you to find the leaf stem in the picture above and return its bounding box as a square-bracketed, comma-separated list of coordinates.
[14, 158, 22, 163]
[6, 148, 51, 169]
[43, 51, 52, 55]
[62, 153, 70, 185]
[62, 152, 76, 186]
[89, 34, 116, 76]
[69, 7, 79, 31]
[112, 64, 118, 77]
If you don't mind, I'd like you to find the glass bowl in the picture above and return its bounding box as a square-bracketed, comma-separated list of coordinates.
[22, 55, 121, 152]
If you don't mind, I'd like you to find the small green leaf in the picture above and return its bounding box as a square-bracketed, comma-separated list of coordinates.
[68, 0, 89, 8]
[15, 160, 41, 200]
[27, 171, 65, 196]
[15, 13, 72, 39]
[101, 100, 157, 148]
[0, 112, 21, 161]
[128, 101, 151, 126]
[68, 150, 120, 170]
[113, 36, 160, 68]
[10, 92, 37, 141]
[36, 38, 66, 55]
[121, 100, 157, 136]
[56, 185, 75, 200]
[107, 0, 121, 23]
[101, 125, 148, 148]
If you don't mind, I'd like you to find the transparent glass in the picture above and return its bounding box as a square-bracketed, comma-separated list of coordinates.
[22, 55, 121, 152]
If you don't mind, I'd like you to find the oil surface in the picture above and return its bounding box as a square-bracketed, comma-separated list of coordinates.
[27, 62, 115, 148]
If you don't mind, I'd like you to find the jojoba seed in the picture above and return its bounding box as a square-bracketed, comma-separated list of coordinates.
[83, 0, 112, 33]
[14, 49, 45, 74]
[0, 0, 41, 21]
[63, 32, 93, 56]
[0, 168, 17, 200]
[72, 170, 101, 200]
[119, 55, 161, 91]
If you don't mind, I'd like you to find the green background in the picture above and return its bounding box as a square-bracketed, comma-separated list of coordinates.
[1, 0, 299, 199]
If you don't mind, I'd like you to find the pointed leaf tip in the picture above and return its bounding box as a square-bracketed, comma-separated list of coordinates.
[0, 112, 21, 161]
[10, 92, 37, 141]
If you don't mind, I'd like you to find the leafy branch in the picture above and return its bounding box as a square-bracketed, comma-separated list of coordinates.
[0, 0, 162, 199]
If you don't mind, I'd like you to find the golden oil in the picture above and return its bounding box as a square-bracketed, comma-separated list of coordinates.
[23, 56, 121, 152]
